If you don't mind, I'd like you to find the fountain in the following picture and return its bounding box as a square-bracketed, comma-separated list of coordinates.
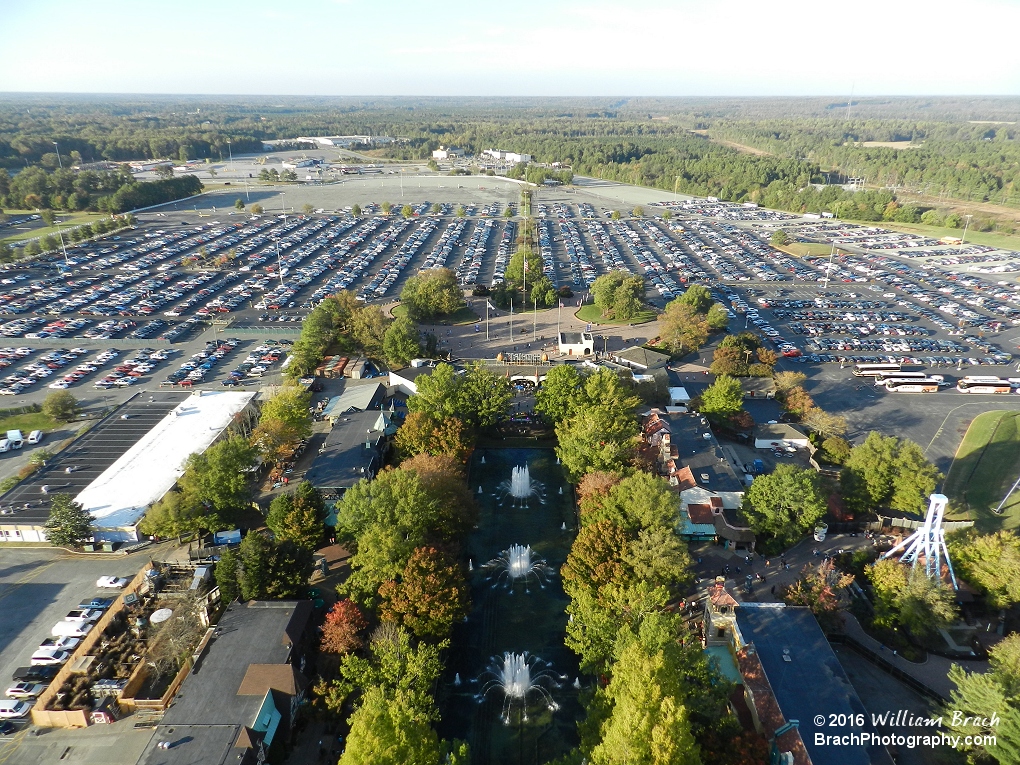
[454, 673, 462, 687]
[496, 464, 545, 507]
[481, 455, 486, 464]
[478, 652, 563, 724]
[478, 486, 483, 494]
[483, 544, 554, 593]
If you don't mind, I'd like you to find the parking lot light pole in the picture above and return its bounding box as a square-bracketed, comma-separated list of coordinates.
[961, 214, 973, 245]
[227, 141, 233, 173]
[53, 141, 62, 170]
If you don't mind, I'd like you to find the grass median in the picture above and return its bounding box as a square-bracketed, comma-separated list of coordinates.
[944, 410, 1020, 531]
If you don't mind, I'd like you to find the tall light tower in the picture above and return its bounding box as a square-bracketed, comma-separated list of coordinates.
[52, 141, 62, 170]
[879, 494, 958, 589]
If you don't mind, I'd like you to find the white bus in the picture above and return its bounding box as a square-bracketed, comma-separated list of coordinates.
[872, 370, 943, 385]
[853, 363, 901, 377]
[956, 376, 1013, 394]
[884, 378, 942, 393]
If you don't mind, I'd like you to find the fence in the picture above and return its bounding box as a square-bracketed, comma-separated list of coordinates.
[870, 516, 974, 532]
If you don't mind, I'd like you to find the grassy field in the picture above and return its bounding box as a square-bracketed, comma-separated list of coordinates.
[876, 220, 1020, 254]
[0, 210, 110, 246]
[944, 410, 1020, 531]
[781, 241, 835, 257]
[576, 303, 659, 326]
[391, 303, 480, 325]
[0, 410, 59, 434]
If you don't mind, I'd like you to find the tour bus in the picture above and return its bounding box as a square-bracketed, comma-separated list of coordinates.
[884, 378, 942, 393]
[872, 370, 943, 385]
[853, 362, 902, 377]
[956, 376, 1013, 394]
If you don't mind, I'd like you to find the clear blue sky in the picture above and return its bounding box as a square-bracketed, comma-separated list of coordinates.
[1, 0, 1018, 96]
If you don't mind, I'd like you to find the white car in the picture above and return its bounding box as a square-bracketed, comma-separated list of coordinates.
[0, 699, 32, 719]
[5, 682, 45, 699]
[96, 576, 130, 588]
[38, 636, 80, 651]
[30, 648, 70, 666]
[51, 621, 94, 638]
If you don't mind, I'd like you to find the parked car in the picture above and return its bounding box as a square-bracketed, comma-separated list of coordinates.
[0, 700, 32, 719]
[10, 666, 58, 683]
[95, 576, 129, 588]
[4, 682, 45, 699]
[30, 648, 70, 666]
[38, 636, 80, 651]
[63, 608, 103, 623]
[77, 597, 114, 611]
[51, 620, 94, 638]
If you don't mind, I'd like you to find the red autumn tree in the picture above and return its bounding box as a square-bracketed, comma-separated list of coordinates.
[378, 546, 469, 640]
[320, 598, 368, 655]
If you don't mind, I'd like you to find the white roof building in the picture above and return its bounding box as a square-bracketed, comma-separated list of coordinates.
[76, 391, 257, 542]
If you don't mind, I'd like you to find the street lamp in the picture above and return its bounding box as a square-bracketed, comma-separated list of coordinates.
[226, 140, 233, 173]
[52, 141, 62, 170]
[960, 214, 973, 245]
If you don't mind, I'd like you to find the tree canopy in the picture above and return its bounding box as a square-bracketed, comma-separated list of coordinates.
[742, 464, 827, 547]
[400, 268, 464, 321]
[44, 493, 94, 548]
[591, 271, 646, 321]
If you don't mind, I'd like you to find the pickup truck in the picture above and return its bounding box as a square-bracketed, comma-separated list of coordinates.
[63, 608, 103, 623]
[78, 597, 114, 611]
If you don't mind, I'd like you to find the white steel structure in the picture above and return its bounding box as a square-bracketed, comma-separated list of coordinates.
[879, 493, 958, 589]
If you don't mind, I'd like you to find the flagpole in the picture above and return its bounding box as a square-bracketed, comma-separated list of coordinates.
[486, 299, 489, 341]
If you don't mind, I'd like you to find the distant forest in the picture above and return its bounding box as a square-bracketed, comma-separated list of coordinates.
[1, 95, 1018, 226]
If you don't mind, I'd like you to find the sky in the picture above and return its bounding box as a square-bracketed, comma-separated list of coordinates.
[1, 0, 1019, 97]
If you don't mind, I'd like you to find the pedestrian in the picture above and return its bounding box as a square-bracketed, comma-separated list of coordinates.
[765, 558, 770, 567]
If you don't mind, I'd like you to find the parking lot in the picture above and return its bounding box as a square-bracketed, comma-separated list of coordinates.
[0, 549, 147, 731]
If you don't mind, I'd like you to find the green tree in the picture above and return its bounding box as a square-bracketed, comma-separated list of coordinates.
[659, 300, 708, 355]
[898, 569, 958, 638]
[381, 201, 393, 215]
[401, 204, 414, 219]
[302, 203, 314, 215]
[742, 463, 827, 546]
[42, 390, 80, 421]
[675, 284, 713, 314]
[587, 614, 709, 765]
[952, 531, 1020, 608]
[40, 209, 56, 225]
[215, 548, 240, 602]
[535, 364, 583, 423]
[631, 205, 644, 218]
[661, 209, 672, 221]
[400, 268, 464, 321]
[335, 468, 448, 605]
[407, 363, 462, 422]
[946, 634, 1020, 764]
[698, 374, 743, 420]
[458, 363, 513, 428]
[139, 490, 202, 538]
[351, 304, 389, 355]
[770, 229, 790, 246]
[394, 412, 473, 463]
[555, 369, 640, 480]
[581, 472, 681, 534]
[44, 493, 94, 548]
[178, 435, 256, 525]
[591, 271, 645, 320]
[867, 559, 908, 629]
[250, 203, 263, 215]
[383, 315, 423, 366]
[704, 302, 730, 330]
[265, 482, 324, 552]
[379, 546, 469, 640]
[801, 408, 848, 439]
[503, 248, 543, 288]
[842, 432, 941, 513]
[234, 198, 244, 210]
[339, 687, 441, 765]
[236, 532, 313, 601]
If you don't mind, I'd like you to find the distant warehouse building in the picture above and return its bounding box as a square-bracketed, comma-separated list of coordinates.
[484, 149, 532, 164]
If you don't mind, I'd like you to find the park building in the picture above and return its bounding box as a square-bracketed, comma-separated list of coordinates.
[0, 391, 258, 545]
[703, 581, 893, 765]
[483, 149, 532, 164]
[432, 145, 466, 160]
[557, 331, 594, 356]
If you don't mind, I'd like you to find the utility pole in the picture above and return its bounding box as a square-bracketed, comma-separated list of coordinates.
[52, 141, 62, 170]
[961, 214, 973, 245]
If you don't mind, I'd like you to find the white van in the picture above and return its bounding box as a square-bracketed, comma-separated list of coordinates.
[0, 439, 10, 453]
[6, 430, 23, 449]
[0, 699, 32, 719]
[27, 430, 42, 445]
